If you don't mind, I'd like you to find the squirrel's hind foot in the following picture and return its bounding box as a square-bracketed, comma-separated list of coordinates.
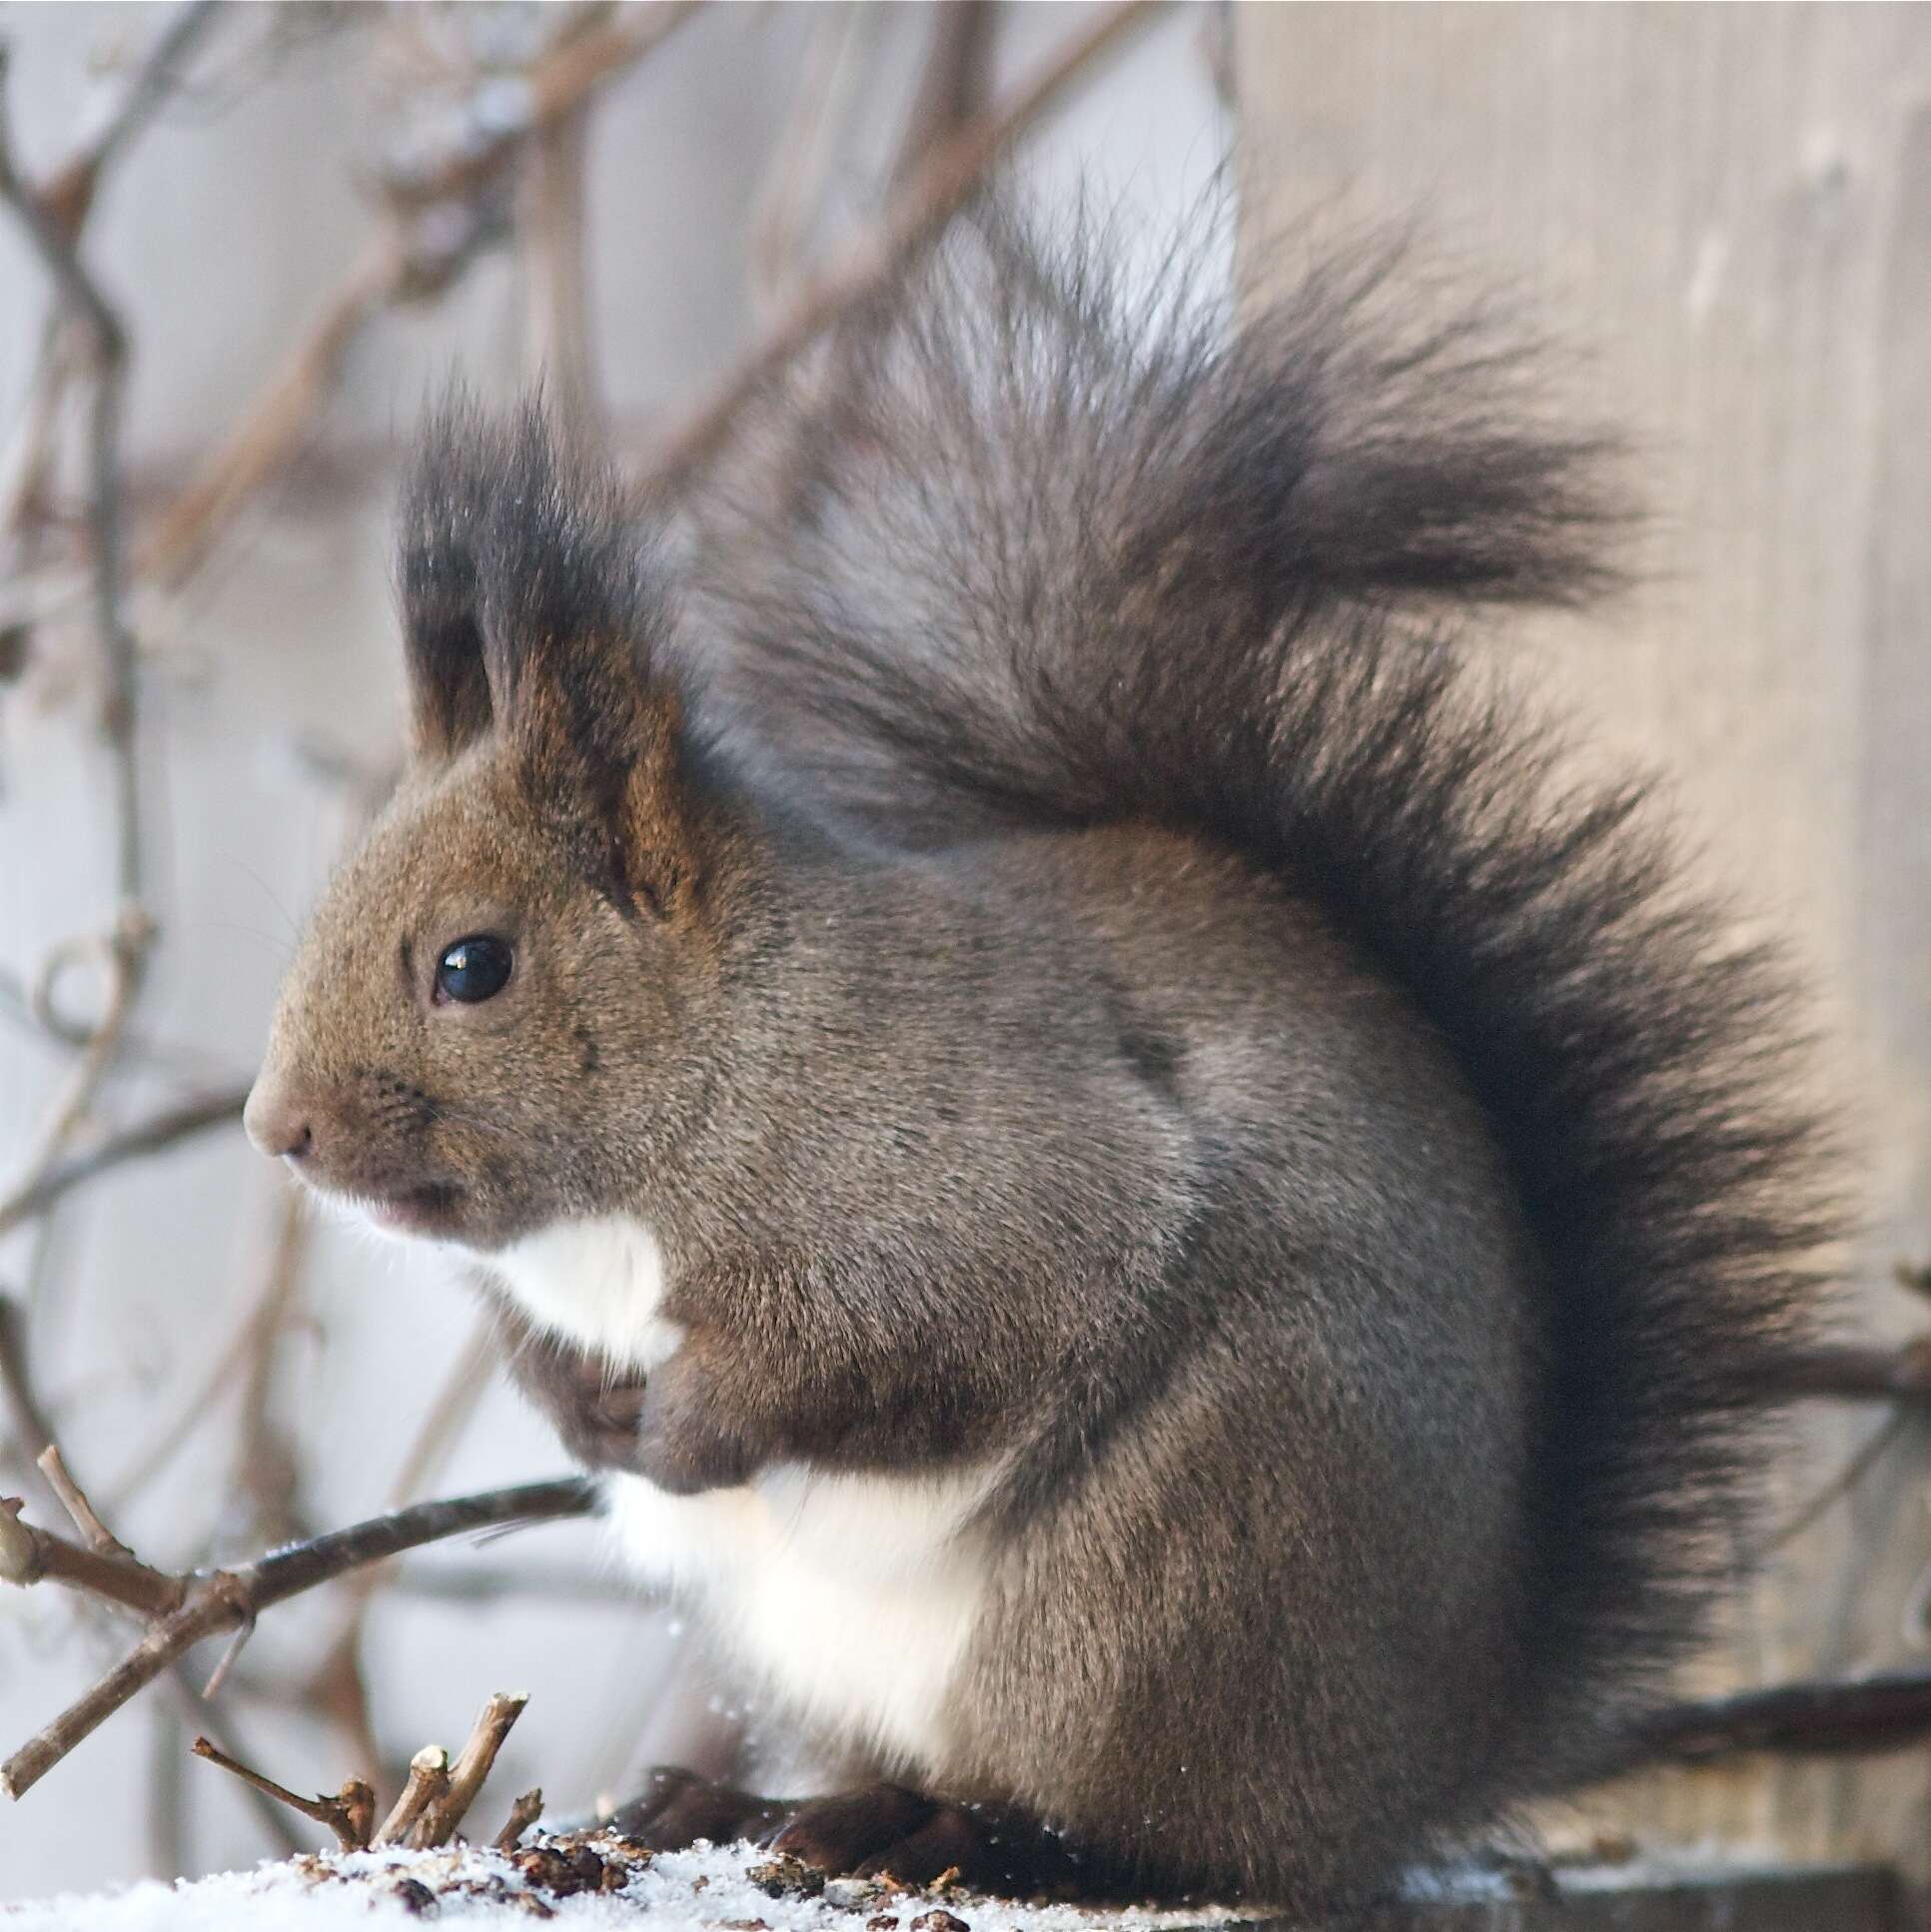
[607, 1765, 786, 1851]
[607, 1768, 1087, 1897]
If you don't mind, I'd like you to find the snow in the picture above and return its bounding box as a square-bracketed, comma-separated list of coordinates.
[0, 1837, 1254, 1932]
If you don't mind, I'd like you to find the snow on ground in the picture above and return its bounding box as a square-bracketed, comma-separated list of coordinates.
[0, 1835, 1256, 1932]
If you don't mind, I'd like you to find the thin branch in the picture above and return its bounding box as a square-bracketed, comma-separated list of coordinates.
[0, 1494, 187, 1622]
[636, 0, 1165, 496]
[1760, 1410, 1909, 1557]
[891, 0, 997, 184]
[748, 4, 877, 311]
[139, 3, 705, 594]
[0, 1088, 248, 1239]
[518, 6, 611, 438]
[1637, 1667, 1931, 1764]
[137, 234, 404, 590]
[298, 1314, 498, 1770]
[5, 919, 154, 1222]
[38, 2, 225, 239]
[381, 0, 707, 210]
[190, 1736, 374, 1853]
[37, 1444, 128, 1557]
[493, 1788, 544, 1852]
[148, 1704, 188, 1882]
[104, 1181, 310, 1511]
[0, 317, 75, 540]
[0, 1476, 596, 1801]
[0, 37, 161, 1352]
[414, 1692, 527, 1847]
[1759, 1340, 1931, 1404]
[228, 1184, 314, 1545]
[388, 1318, 498, 1512]
[0, 52, 144, 911]
[164, 1678, 305, 1858]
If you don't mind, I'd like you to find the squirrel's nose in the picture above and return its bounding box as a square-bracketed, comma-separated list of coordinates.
[244, 1076, 315, 1162]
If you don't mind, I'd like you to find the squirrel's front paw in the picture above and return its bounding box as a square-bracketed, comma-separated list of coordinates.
[635, 1345, 762, 1494]
[517, 1349, 649, 1471]
[488, 1298, 650, 1471]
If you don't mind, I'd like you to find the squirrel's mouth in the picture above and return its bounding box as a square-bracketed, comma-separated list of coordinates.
[363, 1181, 467, 1238]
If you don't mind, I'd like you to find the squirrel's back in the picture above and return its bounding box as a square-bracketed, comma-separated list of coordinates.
[680, 208, 1835, 1877]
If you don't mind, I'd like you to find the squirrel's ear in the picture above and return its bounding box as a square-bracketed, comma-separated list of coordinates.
[487, 617, 698, 921]
[404, 403, 697, 915]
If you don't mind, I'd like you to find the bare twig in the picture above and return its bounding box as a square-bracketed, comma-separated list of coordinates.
[0, 1476, 596, 1801]
[37, 1444, 128, 1557]
[637, 0, 1164, 495]
[1761, 1410, 1910, 1557]
[0, 31, 162, 1329]
[1637, 1667, 1931, 1765]
[138, 234, 404, 590]
[0, 1493, 187, 1622]
[382, 0, 707, 209]
[1760, 1340, 1931, 1404]
[5, 916, 157, 1225]
[388, 1319, 498, 1512]
[0, 55, 144, 909]
[164, 1679, 304, 1858]
[0, 1087, 248, 1240]
[373, 1744, 451, 1848]
[297, 1314, 499, 1772]
[0, 320, 75, 540]
[493, 1787, 544, 1852]
[229, 1184, 314, 1545]
[521, 106, 601, 436]
[748, 3, 878, 309]
[140, 3, 704, 594]
[104, 1180, 309, 1511]
[0, 3, 219, 557]
[891, 0, 997, 184]
[38, 3, 224, 238]
[191, 1736, 374, 1852]
[414, 1692, 528, 1846]
[519, 6, 611, 437]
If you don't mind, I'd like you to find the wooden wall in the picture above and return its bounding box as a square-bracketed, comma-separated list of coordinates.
[1233, 0, 1931, 1882]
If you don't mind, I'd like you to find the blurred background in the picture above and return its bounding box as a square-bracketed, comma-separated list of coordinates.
[3, 0, 1930, 1909]
[0, 0, 1227, 1897]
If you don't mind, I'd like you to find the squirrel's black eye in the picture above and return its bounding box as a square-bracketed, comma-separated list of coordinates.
[434, 935, 512, 1004]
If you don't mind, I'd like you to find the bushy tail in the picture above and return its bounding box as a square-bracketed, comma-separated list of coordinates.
[685, 208, 1835, 1785]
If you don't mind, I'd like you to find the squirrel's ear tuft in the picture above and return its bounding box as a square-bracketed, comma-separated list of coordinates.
[397, 399, 497, 760]
[397, 399, 695, 912]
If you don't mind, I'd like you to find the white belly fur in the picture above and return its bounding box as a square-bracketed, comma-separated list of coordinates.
[483, 1215, 994, 1772]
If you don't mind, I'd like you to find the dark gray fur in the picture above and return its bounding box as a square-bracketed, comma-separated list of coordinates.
[285, 214, 1834, 1915]
[665, 216, 1834, 1901]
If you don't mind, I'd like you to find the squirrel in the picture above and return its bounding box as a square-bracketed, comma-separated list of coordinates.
[244, 212, 1834, 1915]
